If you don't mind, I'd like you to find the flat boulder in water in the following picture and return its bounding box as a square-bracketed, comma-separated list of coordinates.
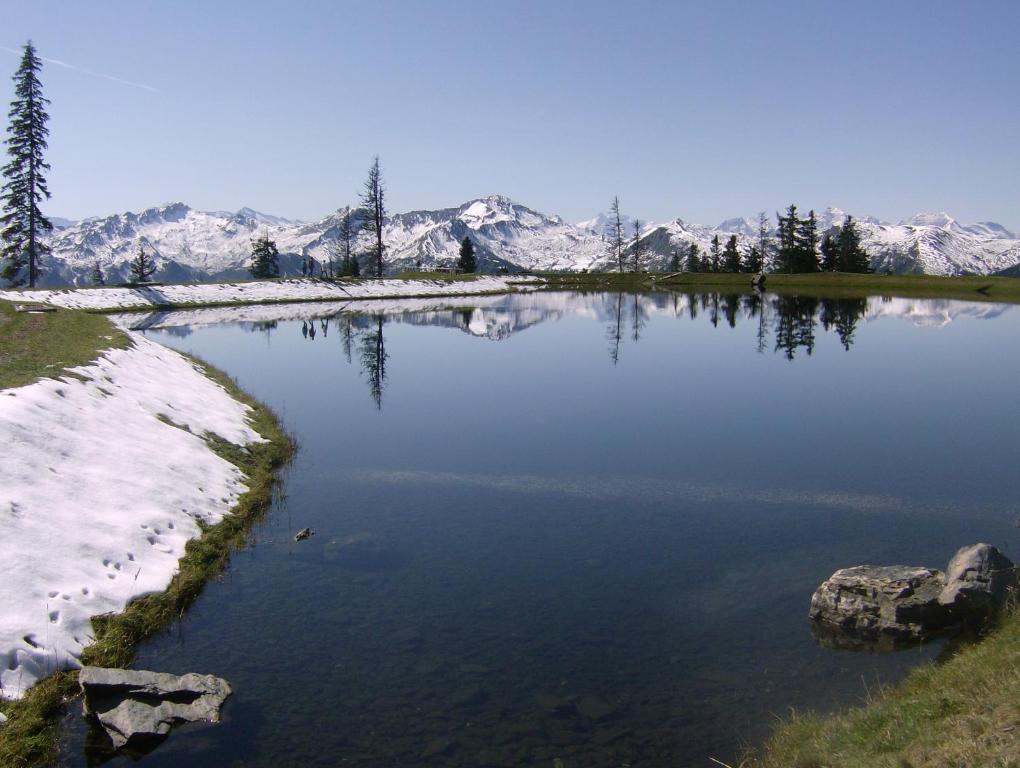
[79, 666, 231, 754]
[808, 565, 948, 641]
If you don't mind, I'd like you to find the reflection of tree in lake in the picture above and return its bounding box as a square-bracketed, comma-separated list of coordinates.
[741, 293, 768, 354]
[606, 293, 624, 365]
[631, 294, 647, 342]
[708, 293, 720, 328]
[339, 316, 355, 363]
[773, 295, 820, 360]
[721, 294, 740, 329]
[359, 315, 388, 410]
[820, 298, 867, 351]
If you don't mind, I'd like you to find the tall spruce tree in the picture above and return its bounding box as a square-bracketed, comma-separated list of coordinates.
[129, 243, 157, 283]
[668, 250, 681, 271]
[820, 232, 838, 272]
[836, 215, 871, 273]
[90, 260, 105, 286]
[744, 245, 763, 274]
[686, 242, 701, 272]
[1, 41, 52, 287]
[631, 219, 644, 272]
[756, 211, 771, 273]
[457, 236, 477, 272]
[249, 233, 280, 278]
[607, 196, 625, 273]
[336, 205, 356, 276]
[796, 209, 820, 272]
[722, 235, 741, 272]
[709, 234, 721, 272]
[775, 205, 800, 273]
[360, 157, 386, 277]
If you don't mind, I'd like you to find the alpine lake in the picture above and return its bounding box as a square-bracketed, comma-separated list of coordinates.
[58, 288, 1020, 767]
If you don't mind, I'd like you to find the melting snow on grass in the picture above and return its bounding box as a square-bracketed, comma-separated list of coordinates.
[0, 276, 539, 312]
[0, 333, 264, 699]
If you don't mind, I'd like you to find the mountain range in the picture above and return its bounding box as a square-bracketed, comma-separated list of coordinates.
[31, 196, 1020, 286]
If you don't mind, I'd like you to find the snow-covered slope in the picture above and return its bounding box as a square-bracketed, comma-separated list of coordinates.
[28, 198, 1020, 286]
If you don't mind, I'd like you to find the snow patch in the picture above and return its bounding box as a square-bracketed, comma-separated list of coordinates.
[0, 334, 263, 699]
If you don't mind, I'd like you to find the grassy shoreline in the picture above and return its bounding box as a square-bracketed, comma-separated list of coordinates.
[538, 271, 1020, 303]
[0, 307, 294, 767]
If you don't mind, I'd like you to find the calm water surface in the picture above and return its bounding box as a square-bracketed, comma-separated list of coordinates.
[60, 291, 1020, 767]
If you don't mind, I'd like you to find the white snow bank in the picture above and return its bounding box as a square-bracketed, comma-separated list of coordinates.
[0, 334, 264, 699]
[0, 276, 540, 312]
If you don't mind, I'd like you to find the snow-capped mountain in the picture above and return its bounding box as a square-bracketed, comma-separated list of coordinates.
[26, 198, 1020, 286]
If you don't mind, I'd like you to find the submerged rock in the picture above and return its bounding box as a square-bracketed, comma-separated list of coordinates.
[939, 543, 1016, 615]
[294, 527, 314, 542]
[79, 666, 231, 753]
[808, 565, 948, 641]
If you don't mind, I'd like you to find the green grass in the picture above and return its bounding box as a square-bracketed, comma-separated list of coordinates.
[742, 607, 1020, 768]
[0, 299, 129, 389]
[394, 270, 484, 281]
[0, 309, 294, 768]
[536, 271, 1020, 303]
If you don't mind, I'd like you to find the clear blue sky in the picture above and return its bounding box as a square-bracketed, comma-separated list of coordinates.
[2, 0, 1017, 229]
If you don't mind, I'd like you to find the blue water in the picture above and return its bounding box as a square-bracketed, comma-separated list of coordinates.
[59, 291, 1020, 767]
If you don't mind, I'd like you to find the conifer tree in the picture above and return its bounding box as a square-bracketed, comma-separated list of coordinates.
[90, 260, 104, 286]
[796, 209, 820, 272]
[820, 232, 838, 272]
[722, 235, 741, 272]
[1, 42, 52, 287]
[756, 211, 771, 273]
[360, 157, 386, 277]
[686, 242, 701, 272]
[129, 243, 157, 283]
[607, 196, 626, 273]
[457, 236, 477, 272]
[745, 245, 762, 274]
[248, 233, 280, 279]
[349, 253, 361, 277]
[668, 250, 681, 271]
[775, 205, 800, 273]
[709, 234, 721, 272]
[631, 220, 644, 272]
[334, 205, 356, 276]
[836, 215, 871, 273]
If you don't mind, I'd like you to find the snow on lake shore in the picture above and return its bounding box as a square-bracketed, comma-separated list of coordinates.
[0, 276, 540, 312]
[0, 334, 264, 699]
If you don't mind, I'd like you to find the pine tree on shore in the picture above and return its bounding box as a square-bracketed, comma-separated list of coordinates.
[607, 196, 625, 273]
[457, 236, 477, 273]
[129, 243, 157, 283]
[248, 234, 280, 279]
[709, 234, 721, 273]
[820, 232, 838, 272]
[686, 242, 701, 272]
[90, 260, 104, 286]
[631, 220, 644, 272]
[336, 205, 356, 276]
[756, 211, 771, 274]
[797, 209, 820, 272]
[722, 235, 741, 273]
[836, 215, 871, 273]
[775, 205, 800, 273]
[360, 157, 386, 277]
[1, 41, 52, 287]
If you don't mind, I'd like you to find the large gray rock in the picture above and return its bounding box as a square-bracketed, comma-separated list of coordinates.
[808, 565, 949, 641]
[939, 543, 1016, 614]
[79, 667, 231, 752]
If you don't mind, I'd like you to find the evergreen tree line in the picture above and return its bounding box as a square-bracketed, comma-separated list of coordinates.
[774, 204, 871, 274]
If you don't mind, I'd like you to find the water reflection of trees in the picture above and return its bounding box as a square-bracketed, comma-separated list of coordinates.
[601, 291, 868, 364]
[291, 313, 388, 409]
